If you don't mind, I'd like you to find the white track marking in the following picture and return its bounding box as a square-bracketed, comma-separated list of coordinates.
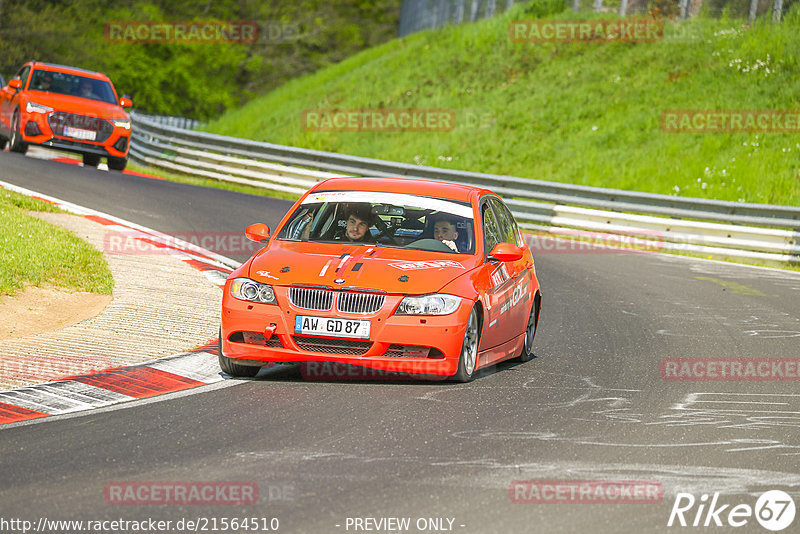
[148, 352, 225, 383]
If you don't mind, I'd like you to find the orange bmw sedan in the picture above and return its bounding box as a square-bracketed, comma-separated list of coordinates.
[220, 177, 543, 382]
[0, 61, 132, 170]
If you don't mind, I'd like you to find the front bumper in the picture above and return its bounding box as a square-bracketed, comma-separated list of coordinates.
[37, 138, 123, 157]
[220, 285, 473, 377]
[20, 112, 129, 157]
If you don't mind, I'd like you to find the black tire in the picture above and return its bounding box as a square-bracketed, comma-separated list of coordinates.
[83, 154, 101, 167]
[108, 156, 127, 171]
[0, 136, 7, 150]
[9, 111, 27, 154]
[517, 293, 541, 362]
[218, 328, 262, 378]
[452, 306, 481, 382]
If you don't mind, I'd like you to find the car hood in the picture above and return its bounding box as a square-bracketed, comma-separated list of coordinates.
[247, 241, 477, 294]
[26, 92, 128, 119]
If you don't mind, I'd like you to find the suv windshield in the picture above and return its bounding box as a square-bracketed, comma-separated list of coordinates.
[29, 70, 118, 105]
[277, 190, 475, 255]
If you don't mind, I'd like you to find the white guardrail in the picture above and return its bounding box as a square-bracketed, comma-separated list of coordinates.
[128, 112, 800, 267]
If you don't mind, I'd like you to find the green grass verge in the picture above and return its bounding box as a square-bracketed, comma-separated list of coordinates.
[203, 2, 800, 206]
[0, 189, 114, 297]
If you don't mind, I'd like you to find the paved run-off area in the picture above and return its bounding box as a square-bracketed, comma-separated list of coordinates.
[0, 211, 224, 390]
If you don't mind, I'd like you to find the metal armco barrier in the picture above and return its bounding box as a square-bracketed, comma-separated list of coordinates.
[129, 112, 800, 266]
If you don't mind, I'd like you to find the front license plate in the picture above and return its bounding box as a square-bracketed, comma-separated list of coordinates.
[294, 315, 370, 339]
[64, 126, 96, 140]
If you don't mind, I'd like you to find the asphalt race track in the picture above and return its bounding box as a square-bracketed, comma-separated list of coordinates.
[1, 151, 799, 533]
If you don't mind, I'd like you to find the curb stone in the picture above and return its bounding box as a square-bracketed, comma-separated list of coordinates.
[0, 180, 244, 426]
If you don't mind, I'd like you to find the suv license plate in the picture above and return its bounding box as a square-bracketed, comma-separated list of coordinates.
[64, 126, 96, 140]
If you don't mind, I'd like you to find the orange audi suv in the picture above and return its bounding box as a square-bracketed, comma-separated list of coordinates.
[0, 61, 132, 170]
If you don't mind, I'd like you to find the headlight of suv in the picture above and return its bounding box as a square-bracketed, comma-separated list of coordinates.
[110, 118, 131, 130]
[26, 101, 53, 114]
[230, 277, 276, 304]
[395, 294, 461, 316]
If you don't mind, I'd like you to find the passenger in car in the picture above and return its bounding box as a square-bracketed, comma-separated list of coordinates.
[77, 79, 99, 100]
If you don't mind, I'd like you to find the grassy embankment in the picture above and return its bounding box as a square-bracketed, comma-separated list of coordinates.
[0, 190, 113, 296]
[199, 2, 800, 206]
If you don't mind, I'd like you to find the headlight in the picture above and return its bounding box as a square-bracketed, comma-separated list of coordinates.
[230, 277, 276, 304]
[395, 294, 461, 316]
[110, 118, 131, 130]
[26, 101, 53, 114]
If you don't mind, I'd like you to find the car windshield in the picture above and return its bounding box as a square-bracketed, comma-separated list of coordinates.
[28, 70, 118, 105]
[277, 190, 475, 254]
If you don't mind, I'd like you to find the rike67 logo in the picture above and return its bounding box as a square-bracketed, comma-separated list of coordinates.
[668, 490, 796, 531]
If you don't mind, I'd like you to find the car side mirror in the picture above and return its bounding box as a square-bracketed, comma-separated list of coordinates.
[119, 97, 133, 107]
[245, 223, 271, 243]
[488, 242, 523, 263]
[9, 79, 22, 90]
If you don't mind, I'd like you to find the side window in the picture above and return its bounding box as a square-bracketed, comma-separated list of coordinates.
[506, 205, 524, 247]
[311, 202, 337, 240]
[482, 202, 502, 256]
[490, 198, 522, 246]
[16, 66, 31, 88]
[282, 206, 316, 241]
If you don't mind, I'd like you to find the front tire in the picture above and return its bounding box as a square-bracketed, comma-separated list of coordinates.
[83, 154, 101, 167]
[517, 293, 540, 362]
[218, 328, 262, 378]
[452, 306, 481, 382]
[108, 156, 127, 171]
[9, 111, 27, 154]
